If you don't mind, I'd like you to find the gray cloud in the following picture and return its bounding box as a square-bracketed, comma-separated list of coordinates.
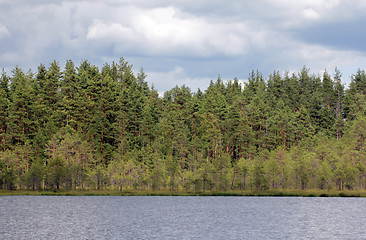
[289, 19, 366, 52]
[0, 0, 366, 91]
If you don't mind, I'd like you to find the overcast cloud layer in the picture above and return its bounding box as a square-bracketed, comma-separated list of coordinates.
[1, 0, 366, 92]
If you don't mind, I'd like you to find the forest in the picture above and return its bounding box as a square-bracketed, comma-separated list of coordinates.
[0, 58, 366, 193]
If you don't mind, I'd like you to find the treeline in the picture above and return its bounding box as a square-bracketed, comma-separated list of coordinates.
[0, 58, 365, 192]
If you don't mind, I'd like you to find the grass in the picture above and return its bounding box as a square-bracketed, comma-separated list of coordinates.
[1, 189, 366, 197]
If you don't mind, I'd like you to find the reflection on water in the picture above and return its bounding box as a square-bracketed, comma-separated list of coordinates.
[0, 196, 365, 239]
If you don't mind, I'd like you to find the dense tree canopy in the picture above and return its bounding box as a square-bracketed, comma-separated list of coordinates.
[0, 58, 365, 192]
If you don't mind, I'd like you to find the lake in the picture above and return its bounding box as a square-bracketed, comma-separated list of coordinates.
[0, 196, 365, 239]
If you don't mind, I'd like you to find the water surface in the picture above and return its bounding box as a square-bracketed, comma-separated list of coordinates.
[0, 196, 365, 239]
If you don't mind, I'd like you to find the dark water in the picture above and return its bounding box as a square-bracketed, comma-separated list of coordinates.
[0, 196, 365, 239]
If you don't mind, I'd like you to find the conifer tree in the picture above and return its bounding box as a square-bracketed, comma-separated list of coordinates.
[8, 67, 33, 147]
[333, 68, 344, 139]
[0, 70, 10, 151]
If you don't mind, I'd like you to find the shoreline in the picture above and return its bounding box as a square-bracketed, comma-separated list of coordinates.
[1, 189, 365, 197]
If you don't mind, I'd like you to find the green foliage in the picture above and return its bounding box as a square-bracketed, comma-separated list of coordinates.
[0, 59, 365, 192]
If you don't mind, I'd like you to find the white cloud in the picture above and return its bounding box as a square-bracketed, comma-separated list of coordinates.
[146, 65, 249, 93]
[303, 8, 320, 20]
[262, 0, 366, 28]
[86, 6, 249, 57]
[87, 19, 135, 42]
[298, 45, 361, 68]
[0, 25, 9, 38]
[0, 52, 23, 65]
[147, 66, 212, 92]
[278, 41, 366, 84]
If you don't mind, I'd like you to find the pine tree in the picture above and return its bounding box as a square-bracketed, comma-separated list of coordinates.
[268, 99, 294, 149]
[333, 68, 344, 139]
[267, 71, 284, 108]
[8, 67, 33, 147]
[0, 70, 10, 151]
[88, 72, 117, 163]
[31, 64, 48, 157]
[200, 77, 227, 160]
[318, 70, 336, 136]
[31, 62, 61, 158]
[60, 60, 78, 128]
[344, 69, 366, 120]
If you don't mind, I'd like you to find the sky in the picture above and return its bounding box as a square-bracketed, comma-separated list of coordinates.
[1, 0, 366, 93]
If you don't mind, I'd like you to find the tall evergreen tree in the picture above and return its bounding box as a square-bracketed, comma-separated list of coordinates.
[344, 69, 366, 120]
[333, 68, 345, 139]
[0, 70, 10, 151]
[7, 67, 33, 147]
